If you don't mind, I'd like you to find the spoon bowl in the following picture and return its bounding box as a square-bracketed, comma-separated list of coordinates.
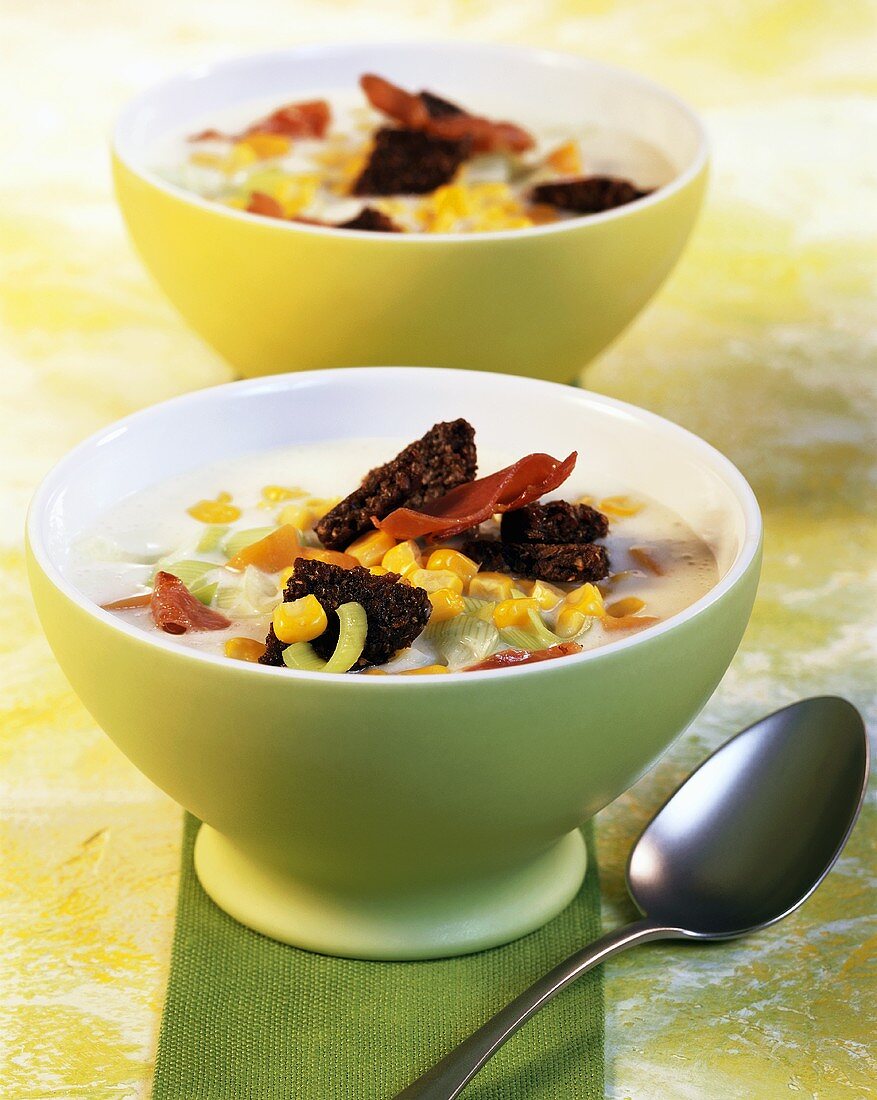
[397, 697, 869, 1099]
[629, 695, 869, 938]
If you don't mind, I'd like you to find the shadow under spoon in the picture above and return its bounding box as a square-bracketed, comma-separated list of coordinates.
[394, 696, 869, 1100]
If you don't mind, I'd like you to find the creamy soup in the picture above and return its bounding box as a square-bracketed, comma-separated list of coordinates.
[68, 436, 718, 675]
[154, 76, 675, 234]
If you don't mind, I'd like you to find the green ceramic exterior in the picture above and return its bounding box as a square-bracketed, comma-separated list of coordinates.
[113, 156, 707, 383]
[111, 43, 708, 382]
[26, 537, 760, 959]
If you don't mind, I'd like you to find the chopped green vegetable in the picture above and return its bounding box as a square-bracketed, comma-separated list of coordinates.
[214, 565, 278, 617]
[223, 526, 277, 559]
[462, 596, 495, 621]
[282, 642, 330, 672]
[197, 525, 230, 553]
[154, 559, 217, 587]
[500, 608, 562, 652]
[424, 611, 499, 669]
[282, 602, 368, 673]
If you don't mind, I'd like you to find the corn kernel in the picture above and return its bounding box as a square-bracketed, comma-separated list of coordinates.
[382, 539, 422, 577]
[243, 132, 292, 159]
[261, 484, 306, 504]
[546, 140, 583, 175]
[275, 174, 320, 217]
[188, 492, 241, 524]
[225, 142, 259, 173]
[607, 597, 646, 618]
[492, 597, 540, 629]
[409, 568, 464, 595]
[224, 637, 267, 663]
[428, 588, 465, 623]
[346, 529, 396, 567]
[599, 495, 643, 518]
[518, 579, 564, 611]
[468, 572, 514, 601]
[340, 529, 387, 564]
[278, 503, 315, 529]
[426, 548, 479, 585]
[278, 565, 295, 589]
[398, 664, 450, 675]
[190, 151, 225, 170]
[368, 565, 389, 576]
[307, 497, 341, 518]
[556, 607, 586, 639]
[272, 594, 328, 644]
[565, 583, 605, 618]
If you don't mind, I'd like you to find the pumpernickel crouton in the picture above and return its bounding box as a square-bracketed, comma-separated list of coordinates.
[530, 176, 650, 214]
[315, 419, 476, 550]
[353, 127, 471, 196]
[463, 539, 610, 584]
[339, 206, 402, 232]
[500, 500, 608, 545]
[260, 559, 431, 671]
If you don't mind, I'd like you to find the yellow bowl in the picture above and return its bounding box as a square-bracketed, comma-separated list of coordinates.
[27, 368, 760, 959]
[112, 42, 708, 381]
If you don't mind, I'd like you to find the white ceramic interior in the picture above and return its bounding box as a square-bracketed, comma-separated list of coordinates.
[113, 41, 708, 241]
[29, 367, 761, 681]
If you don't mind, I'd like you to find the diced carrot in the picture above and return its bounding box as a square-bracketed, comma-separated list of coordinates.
[630, 547, 665, 575]
[546, 140, 583, 175]
[601, 614, 660, 632]
[226, 526, 358, 573]
[296, 547, 359, 569]
[226, 524, 301, 572]
[101, 593, 152, 610]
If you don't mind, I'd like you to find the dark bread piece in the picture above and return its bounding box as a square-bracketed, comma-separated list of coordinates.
[530, 176, 650, 214]
[464, 539, 610, 584]
[260, 559, 431, 671]
[339, 206, 401, 232]
[315, 419, 476, 550]
[500, 500, 608, 545]
[353, 127, 471, 196]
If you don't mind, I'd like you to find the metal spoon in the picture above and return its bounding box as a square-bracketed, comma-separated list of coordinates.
[395, 696, 869, 1100]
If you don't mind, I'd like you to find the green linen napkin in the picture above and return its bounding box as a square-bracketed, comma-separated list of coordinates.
[153, 815, 604, 1100]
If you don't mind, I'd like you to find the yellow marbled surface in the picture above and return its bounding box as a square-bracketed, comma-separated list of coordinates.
[1, 2, 875, 1097]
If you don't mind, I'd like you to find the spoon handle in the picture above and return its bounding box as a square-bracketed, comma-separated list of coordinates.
[394, 919, 677, 1100]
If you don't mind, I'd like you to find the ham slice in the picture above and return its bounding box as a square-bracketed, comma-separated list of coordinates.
[374, 451, 577, 541]
[189, 99, 330, 142]
[464, 641, 582, 672]
[360, 74, 534, 154]
[150, 572, 231, 635]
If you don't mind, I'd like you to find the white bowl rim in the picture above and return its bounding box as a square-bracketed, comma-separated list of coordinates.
[112, 39, 710, 244]
[27, 366, 762, 686]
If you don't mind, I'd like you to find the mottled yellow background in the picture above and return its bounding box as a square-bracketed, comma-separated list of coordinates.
[1, 2, 875, 1097]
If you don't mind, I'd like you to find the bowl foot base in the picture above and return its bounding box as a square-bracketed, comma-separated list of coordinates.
[193, 824, 587, 960]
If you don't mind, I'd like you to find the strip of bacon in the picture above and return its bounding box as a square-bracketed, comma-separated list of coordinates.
[150, 571, 231, 635]
[246, 191, 285, 218]
[360, 74, 534, 154]
[189, 99, 330, 143]
[464, 641, 582, 672]
[374, 451, 577, 541]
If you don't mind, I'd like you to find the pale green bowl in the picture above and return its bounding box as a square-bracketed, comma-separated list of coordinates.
[112, 43, 708, 381]
[27, 368, 760, 959]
